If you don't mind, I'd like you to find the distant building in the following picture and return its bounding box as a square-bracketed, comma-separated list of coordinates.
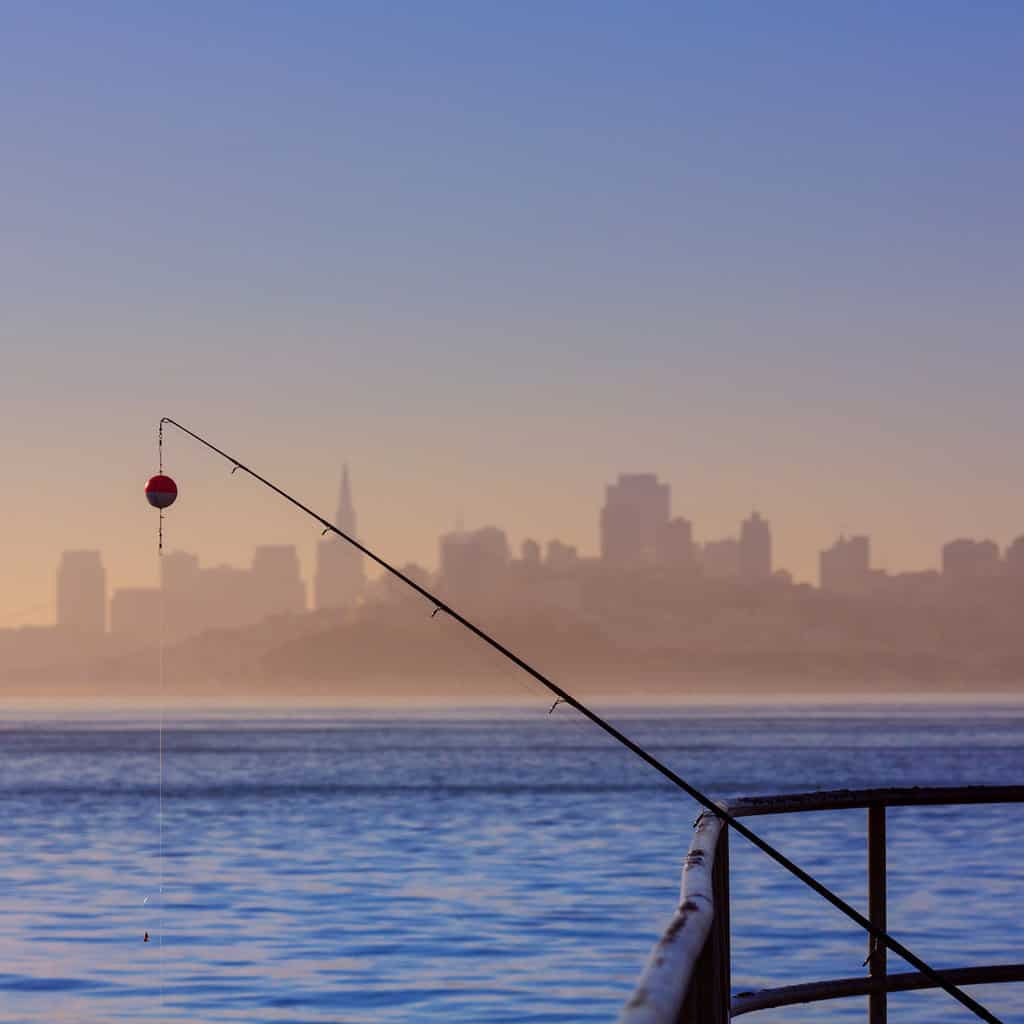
[600, 473, 670, 567]
[739, 511, 772, 582]
[162, 550, 200, 594]
[110, 587, 160, 640]
[162, 552, 263, 636]
[656, 516, 696, 568]
[520, 539, 542, 568]
[252, 545, 306, 619]
[942, 538, 1000, 581]
[701, 538, 740, 579]
[440, 526, 509, 601]
[1006, 536, 1024, 576]
[881, 569, 942, 602]
[819, 535, 871, 595]
[376, 561, 433, 605]
[158, 544, 307, 640]
[315, 465, 365, 610]
[161, 550, 202, 639]
[56, 550, 106, 633]
[545, 539, 579, 571]
[195, 565, 259, 629]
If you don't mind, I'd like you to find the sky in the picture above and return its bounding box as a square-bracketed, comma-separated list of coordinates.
[2, 2, 1022, 624]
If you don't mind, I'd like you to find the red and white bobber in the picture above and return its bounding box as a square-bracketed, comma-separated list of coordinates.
[145, 474, 178, 509]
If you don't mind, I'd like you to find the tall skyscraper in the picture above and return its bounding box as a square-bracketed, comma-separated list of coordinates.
[56, 550, 106, 633]
[739, 511, 772, 581]
[315, 465, 365, 610]
[600, 473, 670, 566]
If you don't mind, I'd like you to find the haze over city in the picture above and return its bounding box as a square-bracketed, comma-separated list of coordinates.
[40, 466, 1024, 628]
[2, 3, 1022, 633]
[4, 463, 1023, 703]
[2, 7, 1023, 1024]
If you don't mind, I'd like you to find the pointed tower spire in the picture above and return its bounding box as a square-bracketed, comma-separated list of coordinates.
[336, 463, 356, 534]
[315, 463, 364, 610]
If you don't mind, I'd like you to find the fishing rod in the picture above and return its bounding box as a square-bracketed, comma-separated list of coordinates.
[155, 416, 1001, 1024]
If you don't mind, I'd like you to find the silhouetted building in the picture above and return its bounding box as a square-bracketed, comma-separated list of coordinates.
[56, 550, 106, 633]
[110, 587, 161, 640]
[545, 539, 579, 571]
[161, 551, 202, 640]
[315, 465, 365, 610]
[162, 550, 200, 593]
[656, 516, 696, 568]
[521, 539, 542, 568]
[701, 538, 740, 579]
[116, 547, 303, 642]
[252, 545, 306, 619]
[942, 538, 1000, 581]
[1005, 536, 1024, 576]
[820, 535, 871, 595]
[882, 569, 942, 602]
[376, 561, 433, 604]
[740, 511, 772, 582]
[163, 548, 293, 638]
[440, 526, 509, 601]
[600, 473, 670, 566]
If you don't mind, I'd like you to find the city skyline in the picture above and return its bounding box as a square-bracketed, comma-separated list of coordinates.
[2, 4, 1023, 629]
[2, 9, 1022, 1024]
[29, 466, 1024, 637]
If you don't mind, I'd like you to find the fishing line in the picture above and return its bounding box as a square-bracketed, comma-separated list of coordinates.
[156, 416, 1001, 1024]
[157, 422, 165, 1012]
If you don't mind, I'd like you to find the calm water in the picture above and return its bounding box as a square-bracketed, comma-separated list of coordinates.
[0, 703, 1021, 1023]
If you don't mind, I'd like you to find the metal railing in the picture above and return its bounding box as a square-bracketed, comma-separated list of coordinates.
[620, 786, 1024, 1023]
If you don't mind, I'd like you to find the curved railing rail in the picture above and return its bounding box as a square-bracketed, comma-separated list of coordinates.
[619, 785, 1024, 1023]
[618, 811, 727, 1024]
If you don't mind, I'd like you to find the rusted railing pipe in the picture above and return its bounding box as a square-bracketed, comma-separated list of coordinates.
[732, 964, 1024, 1016]
[618, 813, 725, 1024]
[867, 804, 887, 1023]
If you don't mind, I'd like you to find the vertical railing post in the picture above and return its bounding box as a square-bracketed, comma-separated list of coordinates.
[676, 817, 731, 1023]
[867, 803, 887, 1023]
[711, 824, 731, 1021]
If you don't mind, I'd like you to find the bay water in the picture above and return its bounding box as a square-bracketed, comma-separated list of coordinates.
[0, 703, 1021, 1022]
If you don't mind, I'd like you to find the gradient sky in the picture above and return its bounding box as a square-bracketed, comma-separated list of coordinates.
[2, 2, 1022, 624]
